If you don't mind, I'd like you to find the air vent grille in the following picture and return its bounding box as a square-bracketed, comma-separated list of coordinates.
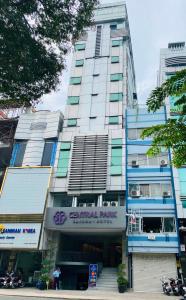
[68, 135, 108, 193]
[165, 56, 186, 67]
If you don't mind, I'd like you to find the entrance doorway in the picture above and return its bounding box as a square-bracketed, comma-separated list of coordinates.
[57, 233, 122, 267]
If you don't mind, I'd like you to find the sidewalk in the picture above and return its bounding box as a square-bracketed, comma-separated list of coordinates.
[0, 288, 180, 300]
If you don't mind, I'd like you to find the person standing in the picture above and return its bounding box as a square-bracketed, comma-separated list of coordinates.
[53, 267, 61, 290]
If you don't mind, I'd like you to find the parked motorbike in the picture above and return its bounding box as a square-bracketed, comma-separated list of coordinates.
[161, 277, 171, 295]
[2, 272, 25, 288]
[169, 278, 179, 296]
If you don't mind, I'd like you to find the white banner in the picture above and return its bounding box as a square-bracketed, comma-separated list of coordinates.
[0, 223, 41, 249]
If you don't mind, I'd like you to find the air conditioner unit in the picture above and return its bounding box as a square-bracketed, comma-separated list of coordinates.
[103, 201, 110, 207]
[163, 191, 171, 198]
[160, 160, 168, 167]
[86, 203, 95, 207]
[79, 203, 86, 207]
[111, 201, 118, 207]
[131, 190, 141, 198]
[131, 160, 139, 168]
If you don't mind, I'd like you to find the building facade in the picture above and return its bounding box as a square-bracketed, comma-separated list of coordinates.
[45, 1, 136, 291]
[158, 42, 186, 277]
[126, 107, 179, 291]
[0, 110, 63, 280]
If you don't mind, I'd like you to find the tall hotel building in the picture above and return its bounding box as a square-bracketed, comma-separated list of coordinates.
[45, 1, 136, 290]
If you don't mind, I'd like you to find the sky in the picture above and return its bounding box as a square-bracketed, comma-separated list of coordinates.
[38, 0, 186, 111]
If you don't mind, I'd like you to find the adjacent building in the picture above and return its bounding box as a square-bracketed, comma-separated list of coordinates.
[0, 110, 63, 279]
[158, 42, 186, 277]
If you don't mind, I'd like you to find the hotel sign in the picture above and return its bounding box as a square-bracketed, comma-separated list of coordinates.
[46, 207, 125, 231]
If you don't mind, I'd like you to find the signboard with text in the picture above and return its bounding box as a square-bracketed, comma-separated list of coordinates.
[45, 207, 125, 231]
[0, 223, 41, 249]
[88, 264, 98, 287]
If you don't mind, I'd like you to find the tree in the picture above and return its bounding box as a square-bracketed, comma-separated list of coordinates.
[141, 69, 186, 168]
[0, 0, 98, 108]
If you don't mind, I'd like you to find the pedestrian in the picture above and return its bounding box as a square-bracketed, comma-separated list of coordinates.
[53, 267, 61, 290]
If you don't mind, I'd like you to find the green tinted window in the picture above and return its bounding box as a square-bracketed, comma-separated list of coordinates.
[110, 93, 123, 102]
[75, 59, 84, 67]
[111, 56, 119, 63]
[110, 73, 123, 81]
[67, 96, 79, 105]
[112, 40, 122, 47]
[109, 116, 119, 124]
[111, 139, 122, 146]
[75, 43, 86, 51]
[70, 77, 82, 85]
[110, 166, 122, 175]
[67, 119, 77, 127]
[57, 142, 71, 177]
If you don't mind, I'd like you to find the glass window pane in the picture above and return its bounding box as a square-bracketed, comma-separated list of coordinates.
[110, 93, 123, 102]
[109, 116, 119, 124]
[129, 184, 139, 195]
[111, 148, 122, 157]
[75, 43, 86, 51]
[41, 142, 54, 166]
[70, 77, 82, 85]
[148, 156, 159, 166]
[75, 59, 84, 67]
[140, 184, 150, 197]
[110, 165, 122, 175]
[112, 40, 122, 47]
[14, 142, 27, 167]
[151, 183, 161, 197]
[111, 156, 122, 166]
[128, 154, 138, 166]
[128, 129, 137, 140]
[164, 218, 175, 232]
[110, 73, 123, 81]
[111, 56, 119, 63]
[138, 154, 147, 166]
[111, 138, 122, 146]
[67, 119, 77, 127]
[61, 143, 71, 150]
[67, 97, 79, 105]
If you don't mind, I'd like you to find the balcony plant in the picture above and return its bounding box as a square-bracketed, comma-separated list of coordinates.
[117, 263, 128, 293]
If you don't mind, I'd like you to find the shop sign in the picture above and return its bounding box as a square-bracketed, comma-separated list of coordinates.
[88, 264, 98, 287]
[46, 207, 125, 230]
[0, 223, 41, 249]
[180, 244, 185, 252]
[53, 210, 117, 225]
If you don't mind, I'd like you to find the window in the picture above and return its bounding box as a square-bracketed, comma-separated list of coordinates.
[57, 143, 71, 177]
[129, 183, 172, 198]
[110, 24, 117, 30]
[142, 217, 176, 233]
[112, 40, 123, 47]
[110, 73, 123, 81]
[128, 128, 146, 140]
[75, 43, 86, 51]
[75, 59, 84, 67]
[67, 96, 79, 105]
[70, 77, 82, 85]
[110, 93, 123, 102]
[110, 138, 122, 176]
[41, 141, 57, 166]
[109, 116, 119, 124]
[10, 142, 27, 167]
[128, 153, 169, 167]
[67, 119, 77, 127]
[95, 26, 102, 57]
[111, 56, 119, 63]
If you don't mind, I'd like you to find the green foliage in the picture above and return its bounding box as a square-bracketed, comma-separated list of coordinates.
[117, 263, 128, 287]
[40, 240, 56, 283]
[0, 0, 99, 108]
[142, 69, 186, 168]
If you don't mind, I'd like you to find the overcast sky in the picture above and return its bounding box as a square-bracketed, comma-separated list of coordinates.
[39, 0, 186, 111]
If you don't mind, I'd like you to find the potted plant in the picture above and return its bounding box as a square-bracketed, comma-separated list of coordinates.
[117, 263, 128, 293]
[37, 259, 51, 290]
